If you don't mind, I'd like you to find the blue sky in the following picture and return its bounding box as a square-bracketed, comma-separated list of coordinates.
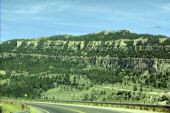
[1, 0, 170, 41]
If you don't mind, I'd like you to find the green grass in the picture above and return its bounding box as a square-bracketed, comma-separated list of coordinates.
[0, 102, 43, 113]
[1, 102, 22, 113]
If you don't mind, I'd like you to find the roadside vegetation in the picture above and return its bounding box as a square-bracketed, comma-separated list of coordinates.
[0, 101, 22, 113]
[0, 101, 42, 113]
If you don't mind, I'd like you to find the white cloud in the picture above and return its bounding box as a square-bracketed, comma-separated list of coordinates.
[162, 3, 170, 11]
[5, 5, 45, 14]
[2, 1, 70, 15]
[156, 3, 170, 12]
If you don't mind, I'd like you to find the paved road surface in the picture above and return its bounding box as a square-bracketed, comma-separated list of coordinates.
[30, 102, 125, 113]
[29, 102, 157, 113]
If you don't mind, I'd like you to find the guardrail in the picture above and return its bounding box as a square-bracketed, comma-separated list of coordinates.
[0, 106, 2, 113]
[79, 101, 170, 113]
[2, 98, 170, 113]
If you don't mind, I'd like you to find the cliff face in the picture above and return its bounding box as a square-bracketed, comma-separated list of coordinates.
[0, 30, 170, 102]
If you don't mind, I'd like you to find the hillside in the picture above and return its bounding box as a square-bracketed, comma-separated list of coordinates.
[0, 30, 170, 104]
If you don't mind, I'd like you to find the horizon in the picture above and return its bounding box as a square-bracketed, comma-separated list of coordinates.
[1, 0, 170, 42]
[1, 29, 170, 42]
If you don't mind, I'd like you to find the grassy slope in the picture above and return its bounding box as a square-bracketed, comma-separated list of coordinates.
[42, 84, 170, 104]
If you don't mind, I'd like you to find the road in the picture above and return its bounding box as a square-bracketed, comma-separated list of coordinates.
[29, 102, 157, 113]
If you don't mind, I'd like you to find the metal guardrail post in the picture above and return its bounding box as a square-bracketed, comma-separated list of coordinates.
[0, 106, 2, 113]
